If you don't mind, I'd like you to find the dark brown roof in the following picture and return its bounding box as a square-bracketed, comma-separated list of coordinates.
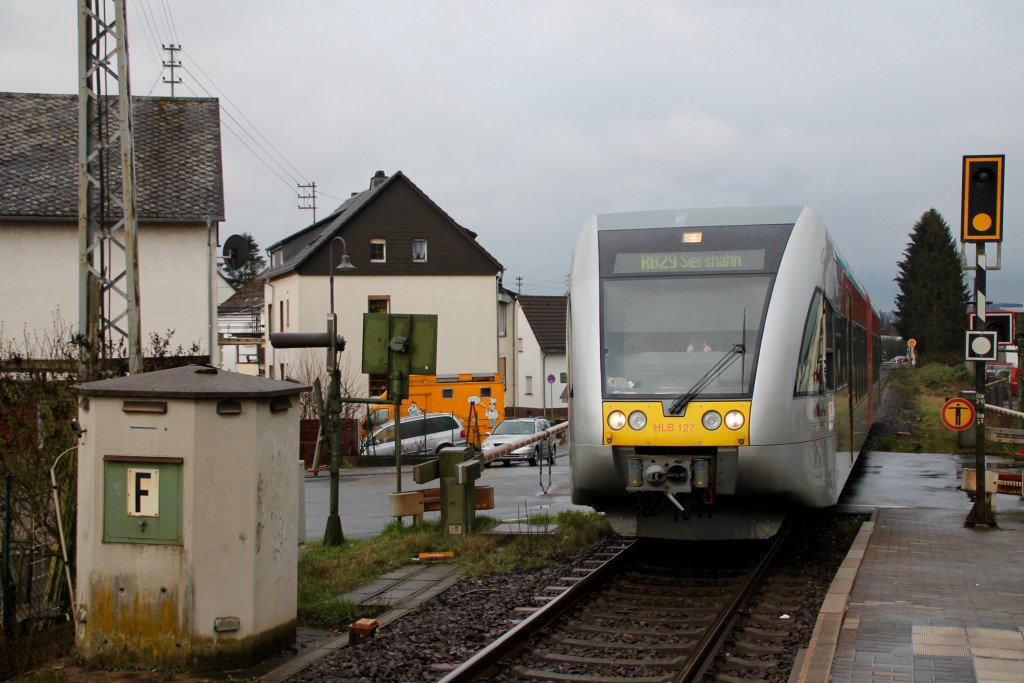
[218, 277, 264, 314]
[0, 92, 225, 221]
[519, 295, 567, 354]
[264, 170, 503, 279]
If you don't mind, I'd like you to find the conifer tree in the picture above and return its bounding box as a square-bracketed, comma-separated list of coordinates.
[894, 209, 969, 358]
[223, 232, 267, 290]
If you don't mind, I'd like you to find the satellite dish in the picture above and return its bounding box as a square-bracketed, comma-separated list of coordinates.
[223, 234, 251, 270]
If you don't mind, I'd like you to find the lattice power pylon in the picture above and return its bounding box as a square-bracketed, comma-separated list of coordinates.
[78, 0, 143, 377]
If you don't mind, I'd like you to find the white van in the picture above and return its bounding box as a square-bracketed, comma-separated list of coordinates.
[362, 413, 467, 457]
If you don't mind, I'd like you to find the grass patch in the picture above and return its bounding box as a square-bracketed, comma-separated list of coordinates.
[297, 510, 612, 630]
[880, 363, 1022, 455]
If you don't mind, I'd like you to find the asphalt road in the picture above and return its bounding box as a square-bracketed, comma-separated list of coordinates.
[302, 441, 588, 540]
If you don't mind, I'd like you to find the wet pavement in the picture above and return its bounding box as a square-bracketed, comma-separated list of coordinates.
[837, 450, 1024, 514]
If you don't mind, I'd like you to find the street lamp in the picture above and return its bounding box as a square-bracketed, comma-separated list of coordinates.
[329, 236, 355, 314]
[323, 235, 355, 545]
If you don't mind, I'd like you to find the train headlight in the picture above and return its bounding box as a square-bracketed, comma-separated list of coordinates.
[607, 410, 626, 431]
[724, 410, 745, 430]
[627, 411, 647, 430]
[701, 410, 722, 430]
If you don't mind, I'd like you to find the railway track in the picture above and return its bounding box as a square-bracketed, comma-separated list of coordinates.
[440, 525, 791, 683]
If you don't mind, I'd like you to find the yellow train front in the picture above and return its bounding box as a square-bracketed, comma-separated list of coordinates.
[567, 207, 880, 540]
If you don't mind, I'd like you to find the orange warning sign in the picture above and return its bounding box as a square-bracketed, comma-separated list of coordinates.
[941, 397, 976, 431]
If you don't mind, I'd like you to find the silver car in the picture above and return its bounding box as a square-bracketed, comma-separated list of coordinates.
[482, 417, 556, 466]
[362, 413, 466, 457]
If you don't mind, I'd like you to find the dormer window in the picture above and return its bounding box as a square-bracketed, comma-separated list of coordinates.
[370, 238, 386, 263]
[412, 239, 427, 263]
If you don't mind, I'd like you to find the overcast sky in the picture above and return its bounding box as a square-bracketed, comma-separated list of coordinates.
[5, 1, 1024, 311]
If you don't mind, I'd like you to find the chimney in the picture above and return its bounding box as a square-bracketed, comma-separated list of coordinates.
[369, 170, 388, 189]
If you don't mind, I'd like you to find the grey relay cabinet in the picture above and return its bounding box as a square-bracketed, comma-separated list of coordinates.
[73, 365, 307, 671]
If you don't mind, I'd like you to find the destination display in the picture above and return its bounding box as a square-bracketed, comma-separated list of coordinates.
[614, 249, 766, 275]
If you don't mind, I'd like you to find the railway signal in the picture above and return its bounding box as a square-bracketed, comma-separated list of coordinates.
[960, 153, 1005, 528]
[961, 155, 1005, 242]
[965, 330, 998, 362]
[968, 311, 1015, 346]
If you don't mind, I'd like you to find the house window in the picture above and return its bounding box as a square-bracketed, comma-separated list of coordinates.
[442, 388, 454, 399]
[368, 375, 387, 396]
[370, 239, 386, 263]
[412, 239, 427, 263]
[498, 302, 508, 337]
[525, 375, 533, 396]
[267, 304, 274, 337]
[279, 301, 285, 332]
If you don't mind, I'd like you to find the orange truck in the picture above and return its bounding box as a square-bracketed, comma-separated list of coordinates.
[359, 373, 505, 450]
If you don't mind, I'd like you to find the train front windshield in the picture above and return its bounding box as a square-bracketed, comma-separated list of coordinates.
[598, 223, 792, 399]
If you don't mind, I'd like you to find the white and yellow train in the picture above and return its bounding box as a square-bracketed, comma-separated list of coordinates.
[568, 206, 881, 540]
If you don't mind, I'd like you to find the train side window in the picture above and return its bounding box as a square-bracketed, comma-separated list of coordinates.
[834, 313, 848, 389]
[825, 300, 836, 391]
[795, 290, 826, 397]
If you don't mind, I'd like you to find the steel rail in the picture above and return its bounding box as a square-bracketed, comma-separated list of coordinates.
[437, 539, 636, 683]
[671, 519, 793, 683]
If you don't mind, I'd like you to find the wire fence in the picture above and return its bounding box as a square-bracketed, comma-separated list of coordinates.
[0, 474, 75, 679]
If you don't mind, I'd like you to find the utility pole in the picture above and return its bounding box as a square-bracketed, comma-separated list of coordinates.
[298, 182, 317, 223]
[78, 0, 143, 378]
[162, 44, 182, 97]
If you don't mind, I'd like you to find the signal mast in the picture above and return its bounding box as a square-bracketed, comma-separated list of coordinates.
[78, 0, 143, 377]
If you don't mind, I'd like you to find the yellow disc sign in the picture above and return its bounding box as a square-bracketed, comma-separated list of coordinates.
[941, 397, 976, 431]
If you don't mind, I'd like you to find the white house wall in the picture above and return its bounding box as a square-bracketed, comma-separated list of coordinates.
[265, 274, 498, 391]
[1, 222, 216, 359]
[1, 223, 77, 348]
[512, 305, 568, 417]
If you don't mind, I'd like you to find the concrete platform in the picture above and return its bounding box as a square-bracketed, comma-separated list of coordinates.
[797, 456, 1024, 682]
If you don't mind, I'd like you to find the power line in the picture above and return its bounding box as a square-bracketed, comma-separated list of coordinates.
[158, 0, 180, 45]
[132, 0, 165, 69]
[178, 74, 301, 194]
[178, 80, 297, 195]
[180, 48, 309, 183]
[127, 7, 351, 232]
[130, 7, 310, 192]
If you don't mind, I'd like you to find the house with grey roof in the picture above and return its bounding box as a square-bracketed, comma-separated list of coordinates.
[262, 170, 504, 397]
[507, 294, 567, 420]
[218, 277, 265, 374]
[0, 92, 225, 361]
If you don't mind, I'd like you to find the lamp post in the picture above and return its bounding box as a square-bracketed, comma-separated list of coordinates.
[324, 235, 355, 546]
[329, 236, 354, 315]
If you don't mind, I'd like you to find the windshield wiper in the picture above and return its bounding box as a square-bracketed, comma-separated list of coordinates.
[669, 343, 746, 415]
